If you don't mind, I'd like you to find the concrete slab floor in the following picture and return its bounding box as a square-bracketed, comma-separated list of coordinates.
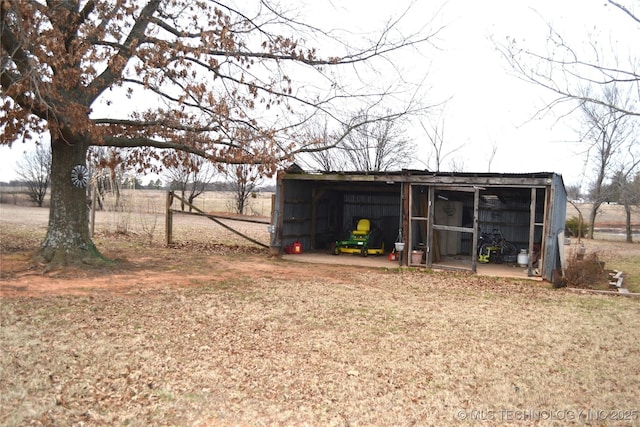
[281, 252, 543, 281]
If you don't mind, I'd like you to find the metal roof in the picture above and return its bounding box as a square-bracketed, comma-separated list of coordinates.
[279, 167, 565, 189]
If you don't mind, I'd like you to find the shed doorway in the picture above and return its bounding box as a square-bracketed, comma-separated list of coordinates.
[409, 185, 479, 272]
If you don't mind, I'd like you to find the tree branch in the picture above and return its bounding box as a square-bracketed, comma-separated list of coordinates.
[607, 0, 640, 24]
[86, 0, 161, 104]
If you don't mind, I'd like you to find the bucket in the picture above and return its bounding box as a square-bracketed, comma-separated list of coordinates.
[411, 250, 424, 264]
[517, 249, 528, 267]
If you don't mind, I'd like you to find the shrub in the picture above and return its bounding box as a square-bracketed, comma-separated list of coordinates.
[564, 252, 607, 289]
[565, 215, 588, 238]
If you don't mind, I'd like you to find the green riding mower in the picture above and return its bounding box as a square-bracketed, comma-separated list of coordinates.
[333, 218, 385, 257]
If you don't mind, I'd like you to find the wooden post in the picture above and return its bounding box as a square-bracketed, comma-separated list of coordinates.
[528, 187, 537, 277]
[472, 187, 479, 273]
[402, 182, 410, 266]
[270, 194, 276, 223]
[165, 191, 173, 245]
[90, 183, 96, 237]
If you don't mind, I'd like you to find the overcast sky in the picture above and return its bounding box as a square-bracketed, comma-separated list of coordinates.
[403, 0, 633, 188]
[0, 0, 634, 188]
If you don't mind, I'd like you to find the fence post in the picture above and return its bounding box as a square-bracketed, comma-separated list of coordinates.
[165, 191, 173, 245]
[90, 183, 96, 237]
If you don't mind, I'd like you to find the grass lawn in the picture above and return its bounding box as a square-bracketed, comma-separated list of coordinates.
[1, 203, 639, 425]
[574, 239, 640, 293]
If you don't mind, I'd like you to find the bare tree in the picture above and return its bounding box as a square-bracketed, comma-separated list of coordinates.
[607, 168, 640, 242]
[485, 141, 499, 173]
[341, 110, 414, 172]
[15, 142, 51, 207]
[296, 115, 347, 172]
[164, 154, 216, 212]
[1, 1, 442, 266]
[420, 114, 465, 172]
[496, 3, 639, 240]
[579, 85, 637, 238]
[225, 164, 262, 215]
[448, 157, 466, 173]
[565, 184, 583, 202]
[497, 1, 640, 118]
[297, 109, 423, 173]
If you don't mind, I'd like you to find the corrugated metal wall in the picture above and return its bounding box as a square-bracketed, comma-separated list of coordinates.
[541, 175, 568, 281]
[477, 195, 533, 251]
[280, 182, 401, 252]
[343, 193, 401, 250]
[281, 180, 313, 250]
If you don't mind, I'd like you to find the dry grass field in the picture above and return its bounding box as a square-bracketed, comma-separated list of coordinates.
[1, 195, 640, 426]
[0, 188, 274, 218]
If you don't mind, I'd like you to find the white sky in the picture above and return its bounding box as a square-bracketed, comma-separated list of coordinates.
[0, 0, 633, 188]
[402, 0, 625, 187]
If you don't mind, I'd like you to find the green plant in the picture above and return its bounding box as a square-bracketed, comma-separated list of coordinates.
[565, 215, 588, 238]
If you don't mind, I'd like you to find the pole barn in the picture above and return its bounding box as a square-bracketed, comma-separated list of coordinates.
[270, 168, 567, 283]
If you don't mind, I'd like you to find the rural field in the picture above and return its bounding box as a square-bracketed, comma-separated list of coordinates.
[1, 193, 640, 426]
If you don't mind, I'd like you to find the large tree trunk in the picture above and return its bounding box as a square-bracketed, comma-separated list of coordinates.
[36, 135, 104, 266]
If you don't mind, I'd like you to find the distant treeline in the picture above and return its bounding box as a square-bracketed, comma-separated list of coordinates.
[0, 180, 276, 193]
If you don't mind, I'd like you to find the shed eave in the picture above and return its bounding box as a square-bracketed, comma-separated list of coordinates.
[279, 170, 559, 187]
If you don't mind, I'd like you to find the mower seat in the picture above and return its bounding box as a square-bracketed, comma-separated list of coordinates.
[351, 219, 370, 236]
[333, 218, 384, 256]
